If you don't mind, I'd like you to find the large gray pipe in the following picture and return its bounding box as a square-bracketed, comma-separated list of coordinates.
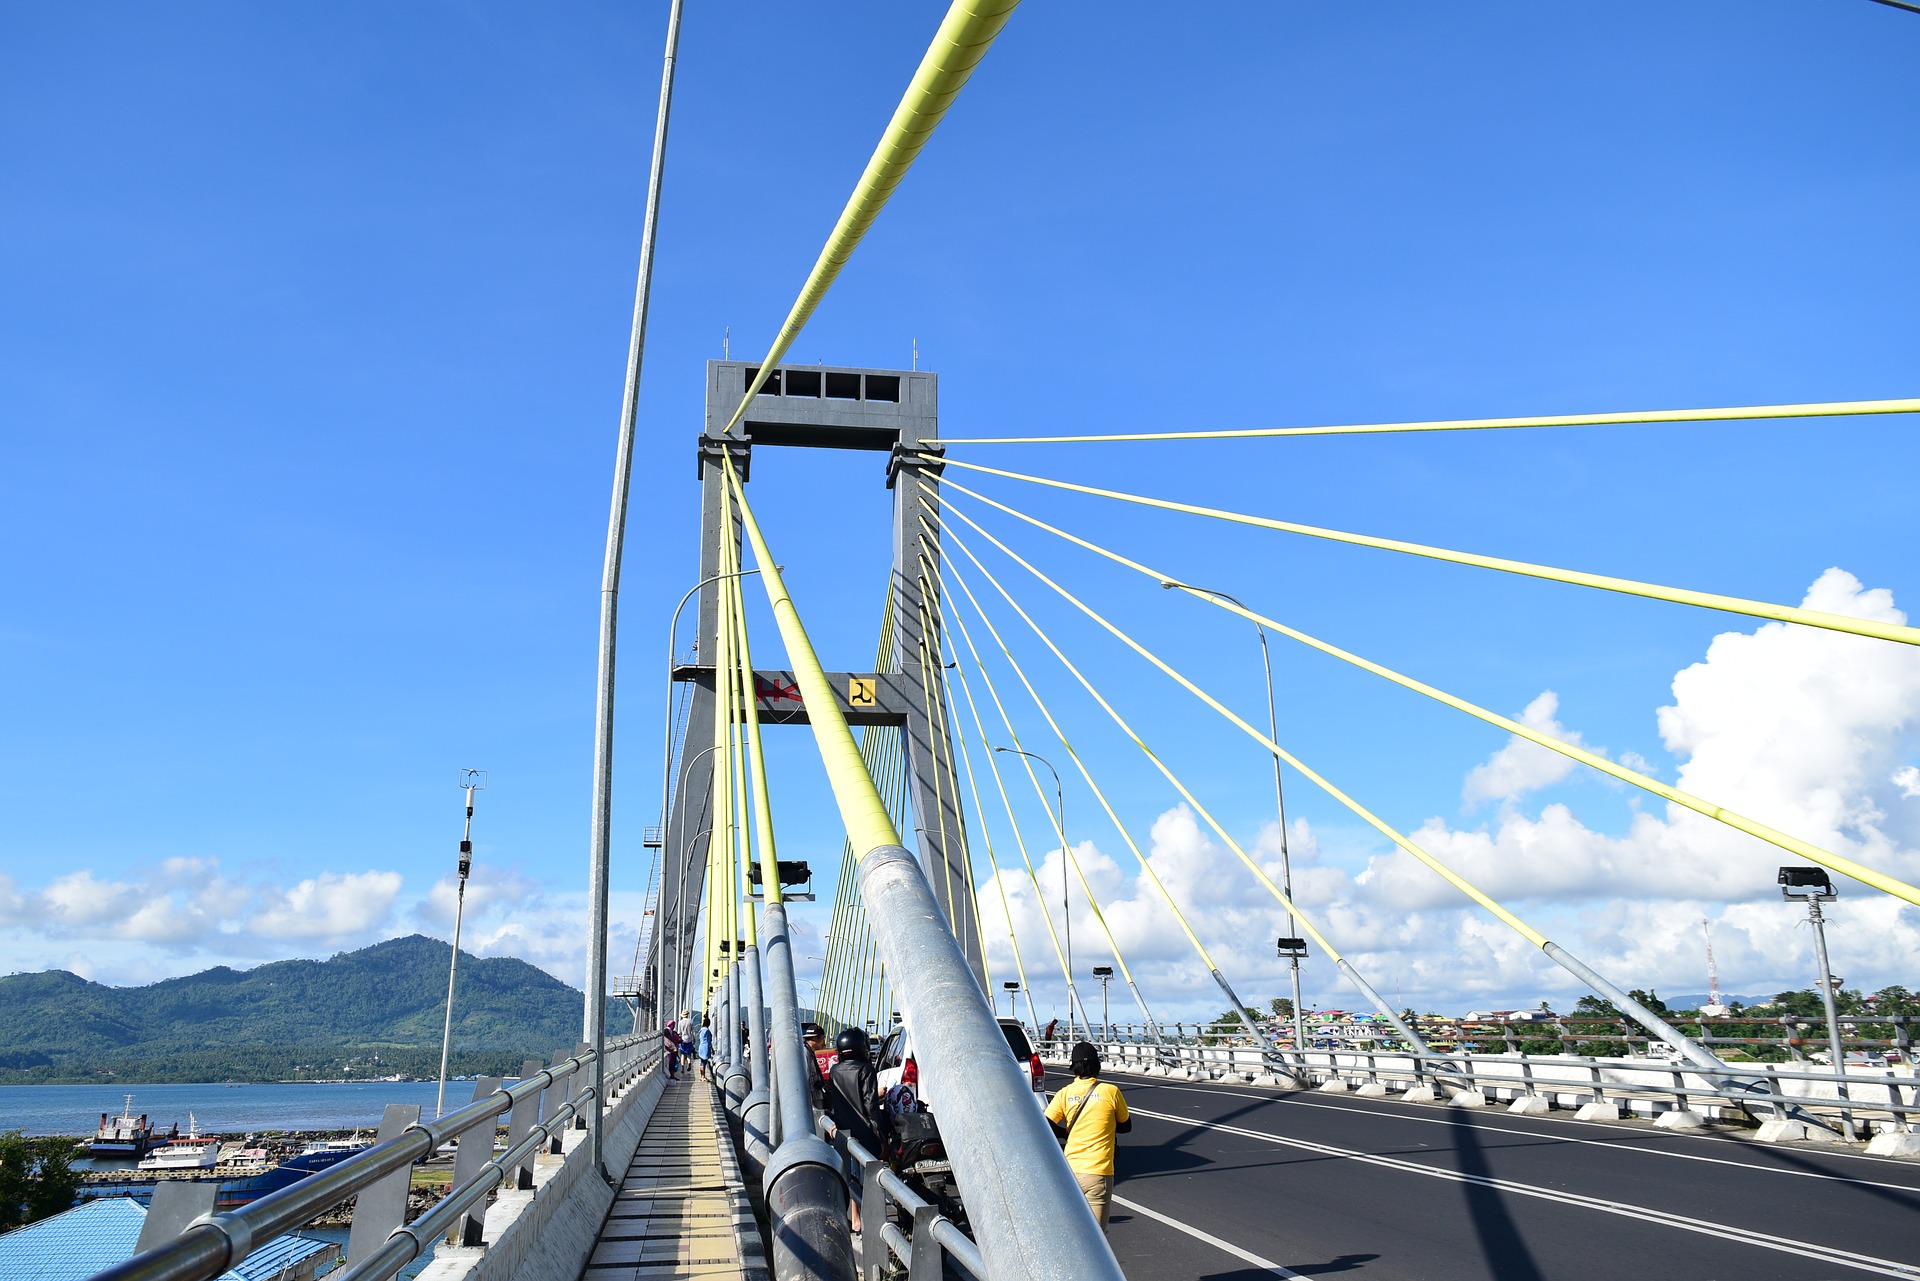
[740, 944, 772, 1169]
[859, 845, 1122, 1281]
[724, 961, 750, 1110]
[761, 902, 855, 1280]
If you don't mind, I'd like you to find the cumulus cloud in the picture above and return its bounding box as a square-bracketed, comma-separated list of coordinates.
[1462, 691, 1591, 806]
[0, 859, 407, 980]
[969, 568, 1920, 1018]
[251, 871, 403, 940]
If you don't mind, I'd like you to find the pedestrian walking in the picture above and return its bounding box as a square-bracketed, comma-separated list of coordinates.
[803, 1022, 835, 1108]
[676, 1009, 696, 1073]
[696, 1017, 715, 1081]
[1045, 1041, 1130, 1231]
[826, 1027, 890, 1238]
[662, 1021, 682, 1080]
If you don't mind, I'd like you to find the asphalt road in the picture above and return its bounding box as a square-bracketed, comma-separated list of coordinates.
[1047, 1068, 1920, 1281]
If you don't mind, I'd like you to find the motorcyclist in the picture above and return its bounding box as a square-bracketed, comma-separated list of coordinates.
[827, 1027, 889, 1236]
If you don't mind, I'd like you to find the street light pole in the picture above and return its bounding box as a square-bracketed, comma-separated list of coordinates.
[993, 746, 1078, 1043]
[438, 769, 485, 1119]
[1163, 579, 1308, 1055]
[1781, 866, 1855, 1139]
[654, 568, 764, 1023]
[589, 0, 685, 1178]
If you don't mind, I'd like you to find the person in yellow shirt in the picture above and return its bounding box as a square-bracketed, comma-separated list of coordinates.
[1045, 1041, 1131, 1229]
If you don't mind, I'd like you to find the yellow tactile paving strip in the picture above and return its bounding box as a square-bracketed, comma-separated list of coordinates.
[584, 1077, 760, 1280]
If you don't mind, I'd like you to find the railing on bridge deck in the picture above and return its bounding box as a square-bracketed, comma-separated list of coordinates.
[816, 1116, 986, 1281]
[84, 1035, 660, 1281]
[1043, 1022, 1920, 1141]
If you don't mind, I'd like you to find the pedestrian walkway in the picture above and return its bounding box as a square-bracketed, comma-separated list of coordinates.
[582, 1077, 762, 1280]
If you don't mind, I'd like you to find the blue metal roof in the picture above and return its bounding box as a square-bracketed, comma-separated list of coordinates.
[0, 1198, 335, 1281]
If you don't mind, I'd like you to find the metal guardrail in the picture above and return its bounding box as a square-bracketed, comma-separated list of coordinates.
[818, 1115, 986, 1281]
[87, 1035, 658, 1281]
[1054, 1035, 1920, 1133]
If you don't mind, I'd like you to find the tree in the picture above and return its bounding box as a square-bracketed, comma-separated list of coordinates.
[1573, 995, 1619, 1019]
[1770, 989, 1826, 1019]
[1628, 989, 1671, 1018]
[1268, 998, 1294, 1020]
[0, 1132, 78, 1230]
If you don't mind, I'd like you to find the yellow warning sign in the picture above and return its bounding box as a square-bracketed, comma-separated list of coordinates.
[848, 676, 877, 708]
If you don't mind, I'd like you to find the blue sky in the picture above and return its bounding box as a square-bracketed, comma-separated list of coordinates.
[3, 2, 1917, 1020]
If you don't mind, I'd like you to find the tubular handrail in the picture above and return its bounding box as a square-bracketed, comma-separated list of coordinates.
[1064, 1037, 1918, 1129]
[818, 1115, 987, 1280]
[86, 1036, 656, 1281]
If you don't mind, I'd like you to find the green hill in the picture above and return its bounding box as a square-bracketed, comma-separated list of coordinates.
[0, 935, 585, 1083]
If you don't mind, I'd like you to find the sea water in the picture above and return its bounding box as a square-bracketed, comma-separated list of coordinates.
[0, 1080, 488, 1138]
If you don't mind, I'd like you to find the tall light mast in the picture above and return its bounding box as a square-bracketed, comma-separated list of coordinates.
[437, 769, 486, 1118]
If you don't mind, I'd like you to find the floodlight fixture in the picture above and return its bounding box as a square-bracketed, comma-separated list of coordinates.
[1778, 866, 1837, 900]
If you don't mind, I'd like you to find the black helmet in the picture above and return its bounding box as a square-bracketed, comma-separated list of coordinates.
[835, 1026, 871, 1057]
[802, 1022, 825, 1040]
[1070, 1040, 1101, 1078]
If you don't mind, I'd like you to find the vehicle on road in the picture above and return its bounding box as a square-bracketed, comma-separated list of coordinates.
[871, 1017, 1047, 1227]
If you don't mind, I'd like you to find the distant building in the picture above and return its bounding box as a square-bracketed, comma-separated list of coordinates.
[0, 1197, 336, 1281]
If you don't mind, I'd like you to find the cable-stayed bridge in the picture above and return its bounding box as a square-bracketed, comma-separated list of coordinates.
[90, 3, 1920, 1281]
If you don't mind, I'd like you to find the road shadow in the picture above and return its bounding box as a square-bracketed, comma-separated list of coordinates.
[1452, 1112, 1545, 1281]
[1289, 1253, 1381, 1275]
[1197, 1262, 1379, 1281]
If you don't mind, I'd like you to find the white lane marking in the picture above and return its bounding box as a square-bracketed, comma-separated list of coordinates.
[1111, 1193, 1304, 1279]
[1110, 1073, 1920, 1194]
[1129, 1105, 1920, 1278]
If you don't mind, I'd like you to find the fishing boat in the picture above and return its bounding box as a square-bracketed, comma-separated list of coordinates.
[87, 1096, 158, 1159]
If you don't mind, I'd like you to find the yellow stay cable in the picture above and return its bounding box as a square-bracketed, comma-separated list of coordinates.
[928, 396, 1920, 445]
[727, 529, 786, 927]
[931, 457, 1920, 650]
[933, 504, 1552, 948]
[939, 561, 1088, 1017]
[725, 456, 900, 858]
[916, 593, 994, 990]
[934, 525, 1361, 962]
[923, 549, 1146, 1010]
[718, 0, 1020, 435]
[941, 481, 1920, 911]
[936, 610, 1038, 1027]
[927, 547, 1223, 971]
[910, 597, 962, 935]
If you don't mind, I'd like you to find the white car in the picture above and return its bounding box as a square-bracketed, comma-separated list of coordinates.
[875, 1016, 1048, 1111]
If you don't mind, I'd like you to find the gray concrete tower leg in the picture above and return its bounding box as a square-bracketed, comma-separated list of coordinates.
[890, 438, 986, 991]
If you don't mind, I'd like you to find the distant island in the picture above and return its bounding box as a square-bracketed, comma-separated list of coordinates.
[0, 935, 586, 1084]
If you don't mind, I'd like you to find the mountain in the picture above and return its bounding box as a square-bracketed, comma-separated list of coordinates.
[0, 935, 585, 1084]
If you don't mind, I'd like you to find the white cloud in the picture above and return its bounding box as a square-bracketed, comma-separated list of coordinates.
[963, 568, 1920, 1019]
[1462, 691, 1591, 806]
[250, 871, 402, 940]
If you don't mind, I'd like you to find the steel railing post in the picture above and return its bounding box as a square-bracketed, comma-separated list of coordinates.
[342, 1105, 421, 1269]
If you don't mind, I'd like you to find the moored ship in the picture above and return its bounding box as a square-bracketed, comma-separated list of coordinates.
[86, 1096, 158, 1159]
[77, 1132, 374, 1211]
[136, 1114, 220, 1170]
